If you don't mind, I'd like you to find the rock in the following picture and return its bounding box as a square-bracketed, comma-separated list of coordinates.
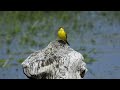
[21, 40, 88, 79]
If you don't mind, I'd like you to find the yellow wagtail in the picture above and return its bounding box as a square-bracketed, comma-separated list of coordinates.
[58, 27, 70, 45]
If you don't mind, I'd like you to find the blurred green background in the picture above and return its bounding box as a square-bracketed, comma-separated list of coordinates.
[0, 11, 120, 79]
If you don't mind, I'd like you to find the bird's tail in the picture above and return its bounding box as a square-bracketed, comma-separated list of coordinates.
[65, 40, 70, 46]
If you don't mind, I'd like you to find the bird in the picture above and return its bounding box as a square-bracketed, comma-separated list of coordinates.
[57, 27, 70, 45]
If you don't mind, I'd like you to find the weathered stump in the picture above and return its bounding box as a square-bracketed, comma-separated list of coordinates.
[21, 40, 87, 79]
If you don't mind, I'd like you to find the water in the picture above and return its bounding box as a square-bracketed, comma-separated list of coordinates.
[0, 11, 120, 79]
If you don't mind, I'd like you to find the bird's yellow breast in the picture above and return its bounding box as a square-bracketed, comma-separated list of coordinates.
[58, 30, 66, 40]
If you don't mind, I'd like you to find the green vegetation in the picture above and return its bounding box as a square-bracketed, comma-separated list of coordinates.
[18, 59, 24, 63]
[91, 39, 96, 45]
[83, 53, 96, 64]
[0, 59, 6, 67]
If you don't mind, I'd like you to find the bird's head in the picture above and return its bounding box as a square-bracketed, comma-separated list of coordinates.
[59, 27, 64, 32]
